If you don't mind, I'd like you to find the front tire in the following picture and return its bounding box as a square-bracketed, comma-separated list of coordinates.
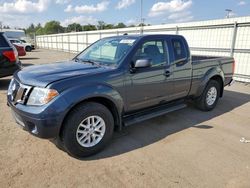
[62, 102, 114, 158]
[195, 80, 220, 111]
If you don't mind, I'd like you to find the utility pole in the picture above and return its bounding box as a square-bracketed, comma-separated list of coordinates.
[0, 21, 2, 31]
[140, 0, 144, 34]
[225, 9, 232, 18]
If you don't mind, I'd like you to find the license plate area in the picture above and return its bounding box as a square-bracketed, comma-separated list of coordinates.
[11, 110, 25, 128]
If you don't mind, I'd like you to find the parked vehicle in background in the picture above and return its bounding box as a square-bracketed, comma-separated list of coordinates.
[20, 39, 35, 50]
[9, 38, 33, 52]
[7, 34, 234, 158]
[13, 44, 26, 57]
[0, 32, 22, 78]
[3, 29, 25, 39]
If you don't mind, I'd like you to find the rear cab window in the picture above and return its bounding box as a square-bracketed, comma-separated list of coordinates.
[171, 38, 187, 62]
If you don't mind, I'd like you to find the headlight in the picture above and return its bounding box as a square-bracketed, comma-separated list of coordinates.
[7, 78, 14, 96]
[27, 87, 59, 106]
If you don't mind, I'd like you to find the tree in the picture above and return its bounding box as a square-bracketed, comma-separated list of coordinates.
[97, 21, 115, 30]
[25, 23, 35, 35]
[138, 23, 146, 27]
[32, 23, 43, 36]
[116, 22, 126, 28]
[128, 24, 135, 27]
[97, 21, 105, 30]
[35, 23, 42, 30]
[3, 25, 10, 29]
[67, 23, 82, 32]
[36, 27, 44, 35]
[43, 21, 64, 34]
[82, 24, 97, 31]
[103, 24, 114, 30]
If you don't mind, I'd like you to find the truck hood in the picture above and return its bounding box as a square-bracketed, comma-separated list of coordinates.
[16, 61, 112, 87]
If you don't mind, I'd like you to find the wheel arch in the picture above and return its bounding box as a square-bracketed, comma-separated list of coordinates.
[59, 96, 122, 138]
[194, 67, 225, 98]
[209, 75, 224, 97]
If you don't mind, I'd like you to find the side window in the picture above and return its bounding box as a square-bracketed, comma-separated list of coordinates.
[171, 39, 187, 61]
[0, 35, 9, 47]
[133, 40, 167, 67]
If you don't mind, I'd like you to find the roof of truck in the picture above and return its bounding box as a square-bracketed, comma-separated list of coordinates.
[104, 34, 183, 39]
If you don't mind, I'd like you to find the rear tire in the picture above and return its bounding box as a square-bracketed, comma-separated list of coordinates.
[25, 46, 32, 52]
[62, 102, 114, 158]
[195, 80, 220, 111]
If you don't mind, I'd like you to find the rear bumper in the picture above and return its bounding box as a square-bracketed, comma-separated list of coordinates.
[224, 76, 234, 86]
[18, 51, 26, 56]
[228, 79, 235, 86]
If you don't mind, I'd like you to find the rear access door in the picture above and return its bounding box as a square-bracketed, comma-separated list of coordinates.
[168, 36, 192, 99]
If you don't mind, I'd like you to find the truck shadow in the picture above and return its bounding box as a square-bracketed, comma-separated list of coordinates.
[20, 57, 40, 60]
[22, 63, 34, 67]
[80, 89, 250, 161]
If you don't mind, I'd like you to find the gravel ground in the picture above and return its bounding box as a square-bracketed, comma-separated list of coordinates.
[0, 49, 250, 188]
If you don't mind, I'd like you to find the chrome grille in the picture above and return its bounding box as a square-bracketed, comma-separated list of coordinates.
[8, 79, 32, 104]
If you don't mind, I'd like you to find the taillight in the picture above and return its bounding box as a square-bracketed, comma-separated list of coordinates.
[232, 59, 235, 75]
[3, 50, 16, 62]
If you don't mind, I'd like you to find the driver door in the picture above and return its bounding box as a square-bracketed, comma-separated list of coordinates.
[125, 39, 174, 112]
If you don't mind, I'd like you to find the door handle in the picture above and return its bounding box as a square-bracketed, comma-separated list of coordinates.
[164, 71, 171, 77]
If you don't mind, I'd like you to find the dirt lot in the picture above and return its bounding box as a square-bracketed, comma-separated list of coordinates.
[0, 49, 250, 188]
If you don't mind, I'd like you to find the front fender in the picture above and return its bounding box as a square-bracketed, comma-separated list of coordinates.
[61, 83, 124, 116]
[195, 66, 225, 97]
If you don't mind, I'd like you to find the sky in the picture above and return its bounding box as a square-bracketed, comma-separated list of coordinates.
[0, 0, 249, 28]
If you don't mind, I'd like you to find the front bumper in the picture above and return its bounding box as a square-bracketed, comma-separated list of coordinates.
[7, 94, 69, 139]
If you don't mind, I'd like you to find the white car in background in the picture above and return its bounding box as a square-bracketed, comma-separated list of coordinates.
[20, 39, 35, 50]
[8, 38, 33, 52]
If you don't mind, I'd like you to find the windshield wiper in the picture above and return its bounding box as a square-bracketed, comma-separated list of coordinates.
[74, 57, 101, 67]
[74, 57, 80, 62]
[80, 59, 101, 67]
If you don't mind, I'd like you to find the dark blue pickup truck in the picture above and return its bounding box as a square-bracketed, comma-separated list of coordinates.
[7, 34, 234, 157]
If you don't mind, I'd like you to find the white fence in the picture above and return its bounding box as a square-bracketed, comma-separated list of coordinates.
[36, 16, 250, 82]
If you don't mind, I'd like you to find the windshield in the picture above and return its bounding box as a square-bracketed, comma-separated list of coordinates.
[75, 37, 137, 67]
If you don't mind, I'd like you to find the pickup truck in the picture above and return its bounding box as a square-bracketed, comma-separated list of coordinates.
[0, 32, 21, 78]
[7, 34, 234, 158]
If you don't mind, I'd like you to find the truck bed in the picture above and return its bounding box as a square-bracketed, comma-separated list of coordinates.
[192, 55, 225, 61]
[189, 55, 234, 97]
[192, 55, 234, 84]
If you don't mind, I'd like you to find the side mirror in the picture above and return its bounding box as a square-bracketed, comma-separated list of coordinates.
[134, 59, 152, 68]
